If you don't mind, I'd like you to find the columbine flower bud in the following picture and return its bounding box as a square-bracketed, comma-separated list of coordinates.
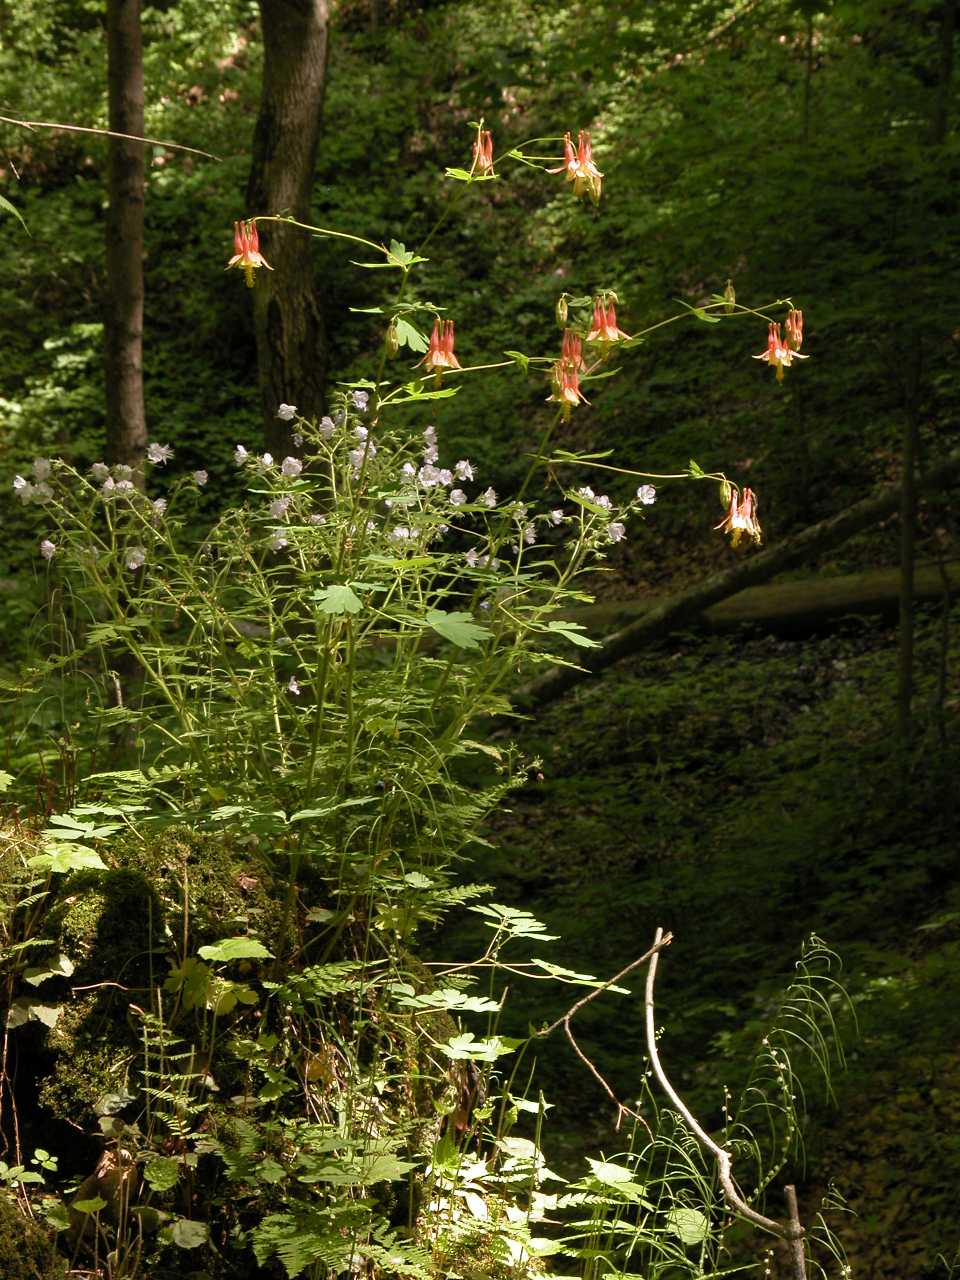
[471, 129, 494, 176]
[723, 279, 736, 313]
[555, 295, 569, 327]
[385, 320, 400, 357]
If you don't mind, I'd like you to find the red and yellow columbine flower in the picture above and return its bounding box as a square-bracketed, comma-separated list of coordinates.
[418, 318, 461, 383]
[715, 486, 762, 547]
[471, 129, 495, 176]
[227, 220, 272, 287]
[785, 307, 803, 351]
[587, 296, 630, 344]
[548, 330, 589, 416]
[549, 129, 603, 204]
[753, 320, 808, 382]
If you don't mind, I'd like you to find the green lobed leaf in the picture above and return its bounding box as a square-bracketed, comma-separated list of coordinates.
[312, 584, 363, 615]
[425, 609, 492, 651]
[198, 937, 274, 962]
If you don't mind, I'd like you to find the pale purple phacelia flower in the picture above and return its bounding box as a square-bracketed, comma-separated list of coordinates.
[549, 508, 564, 524]
[126, 546, 147, 571]
[268, 530, 289, 552]
[319, 416, 336, 440]
[637, 484, 657, 505]
[423, 425, 437, 446]
[234, 445, 249, 465]
[309, 513, 326, 526]
[576, 485, 595, 500]
[606, 521, 627, 543]
[114, 480, 135, 495]
[32, 458, 52, 481]
[287, 675, 301, 695]
[523, 523, 536, 545]
[455, 459, 474, 481]
[352, 390, 369, 412]
[147, 442, 174, 465]
[114, 464, 134, 482]
[40, 539, 56, 561]
[192, 470, 209, 486]
[100, 477, 117, 498]
[465, 547, 480, 568]
[422, 444, 439, 465]
[152, 498, 167, 516]
[259, 453, 274, 470]
[269, 496, 291, 519]
[91, 463, 111, 483]
[277, 403, 297, 421]
[391, 526, 411, 541]
[281, 456, 303, 479]
[402, 462, 417, 478]
[449, 489, 467, 506]
[13, 475, 30, 498]
[293, 432, 303, 448]
[482, 487, 497, 508]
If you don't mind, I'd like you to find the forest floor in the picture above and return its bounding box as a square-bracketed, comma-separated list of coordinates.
[436, 587, 960, 1279]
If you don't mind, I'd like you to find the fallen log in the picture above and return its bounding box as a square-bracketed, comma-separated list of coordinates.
[512, 450, 960, 713]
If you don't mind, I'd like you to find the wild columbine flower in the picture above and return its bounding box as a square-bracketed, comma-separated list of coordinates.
[587, 296, 630, 344]
[548, 129, 603, 203]
[418, 318, 461, 382]
[227, 219, 272, 287]
[715, 486, 762, 547]
[637, 484, 657, 505]
[471, 129, 495, 176]
[753, 321, 808, 382]
[548, 330, 588, 415]
[125, 546, 146, 571]
[281, 456, 303, 478]
[785, 307, 804, 351]
[277, 403, 297, 421]
[607, 521, 627, 543]
[40, 539, 56, 561]
[147, 442, 174, 465]
[192, 470, 209, 486]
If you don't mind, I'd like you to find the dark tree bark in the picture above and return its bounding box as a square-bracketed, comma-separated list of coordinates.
[247, 0, 330, 456]
[104, 0, 147, 480]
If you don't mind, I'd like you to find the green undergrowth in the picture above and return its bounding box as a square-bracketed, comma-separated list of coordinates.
[431, 602, 960, 1276]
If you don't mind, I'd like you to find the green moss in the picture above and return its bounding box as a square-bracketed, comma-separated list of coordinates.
[0, 1193, 66, 1280]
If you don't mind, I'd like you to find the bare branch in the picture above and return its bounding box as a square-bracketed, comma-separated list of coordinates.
[0, 114, 219, 160]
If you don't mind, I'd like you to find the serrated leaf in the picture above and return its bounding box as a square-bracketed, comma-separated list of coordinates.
[198, 937, 273, 962]
[544, 621, 602, 649]
[0, 770, 13, 792]
[144, 1156, 181, 1192]
[171, 1218, 208, 1248]
[425, 609, 492, 651]
[666, 1206, 709, 1245]
[394, 318, 428, 353]
[28, 844, 107, 874]
[312, 584, 363, 615]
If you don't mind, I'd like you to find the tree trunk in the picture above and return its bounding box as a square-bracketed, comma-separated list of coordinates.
[247, 0, 330, 456]
[104, 0, 147, 480]
[512, 450, 960, 713]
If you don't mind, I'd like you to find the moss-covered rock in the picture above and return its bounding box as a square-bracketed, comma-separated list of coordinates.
[0, 1193, 67, 1280]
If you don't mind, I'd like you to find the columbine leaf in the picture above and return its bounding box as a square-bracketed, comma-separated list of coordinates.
[394, 318, 428, 353]
[425, 609, 492, 651]
[28, 844, 107, 874]
[312, 584, 363, 615]
[666, 1206, 709, 1245]
[171, 1218, 208, 1249]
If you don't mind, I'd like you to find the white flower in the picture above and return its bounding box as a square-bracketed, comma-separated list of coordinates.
[523, 523, 536, 545]
[417, 464, 443, 488]
[422, 444, 439, 465]
[401, 461, 416, 477]
[319, 416, 336, 440]
[147, 442, 174, 465]
[125, 546, 147, 571]
[100, 476, 116, 497]
[576, 485, 595, 500]
[234, 445, 249, 465]
[32, 458, 52, 481]
[259, 453, 274, 469]
[596, 493, 613, 510]
[281, 456, 303, 479]
[354, 425, 368, 441]
[549, 508, 564, 524]
[352, 390, 369, 411]
[114, 464, 133, 481]
[292, 432, 303, 448]
[391, 526, 411, 540]
[40, 539, 56, 561]
[269, 496, 291, 519]
[114, 479, 135, 495]
[348, 447, 365, 470]
[636, 484, 657, 505]
[192, 470, 208, 486]
[12, 475, 31, 502]
[423, 425, 437, 446]
[152, 498, 167, 515]
[438, 468, 453, 486]
[268, 529, 288, 552]
[455, 459, 474, 481]
[277, 403, 297, 421]
[465, 547, 480, 567]
[309, 513, 326, 525]
[606, 521, 627, 543]
[449, 489, 467, 506]
[482, 487, 497, 508]
[90, 462, 111, 482]
[287, 675, 301, 694]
